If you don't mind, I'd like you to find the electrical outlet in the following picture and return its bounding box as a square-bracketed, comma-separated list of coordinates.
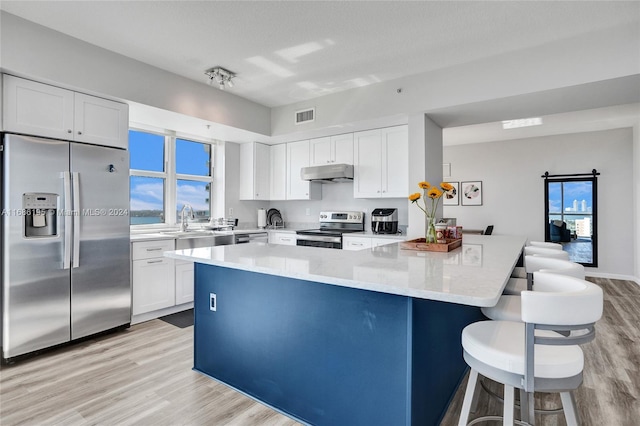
[305, 208, 310, 216]
[210, 293, 217, 311]
[228, 208, 233, 216]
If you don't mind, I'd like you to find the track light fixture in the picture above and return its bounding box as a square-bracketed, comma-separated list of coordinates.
[205, 67, 236, 90]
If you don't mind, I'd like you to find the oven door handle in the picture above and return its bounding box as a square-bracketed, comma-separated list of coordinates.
[295, 234, 342, 243]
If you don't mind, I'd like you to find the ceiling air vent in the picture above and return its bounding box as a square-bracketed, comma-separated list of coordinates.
[295, 108, 315, 125]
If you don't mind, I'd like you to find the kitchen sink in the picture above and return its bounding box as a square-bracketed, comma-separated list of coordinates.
[174, 233, 235, 250]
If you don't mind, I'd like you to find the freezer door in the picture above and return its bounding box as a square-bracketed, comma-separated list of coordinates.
[2, 135, 71, 359]
[70, 143, 130, 339]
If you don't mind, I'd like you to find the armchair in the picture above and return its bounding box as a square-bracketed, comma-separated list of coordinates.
[549, 220, 571, 242]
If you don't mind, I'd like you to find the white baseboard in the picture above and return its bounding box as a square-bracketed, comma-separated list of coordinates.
[585, 271, 640, 285]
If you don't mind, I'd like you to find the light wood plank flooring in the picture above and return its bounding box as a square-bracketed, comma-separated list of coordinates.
[1, 278, 638, 425]
[441, 277, 640, 426]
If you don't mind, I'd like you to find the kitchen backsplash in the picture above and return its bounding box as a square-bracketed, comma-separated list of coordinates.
[267, 183, 409, 227]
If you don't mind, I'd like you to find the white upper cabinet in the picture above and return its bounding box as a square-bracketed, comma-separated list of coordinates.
[353, 125, 408, 198]
[310, 137, 331, 165]
[310, 133, 354, 166]
[73, 92, 128, 148]
[239, 142, 270, 200]
[270, 143, 287, 201]
[331, 133, 354, 164]
[287, 140, 321, 200]
[2, 75, 128, 149]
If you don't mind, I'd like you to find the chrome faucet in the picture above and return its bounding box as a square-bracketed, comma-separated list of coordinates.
[180, 203, 194, 232]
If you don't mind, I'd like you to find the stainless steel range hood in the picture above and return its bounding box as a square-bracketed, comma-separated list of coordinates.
[301, 164, 354, 183]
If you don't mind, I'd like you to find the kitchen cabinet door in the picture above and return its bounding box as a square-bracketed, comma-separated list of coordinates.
[381, 126, 409, 198]
[331, 133, 354, 165]
[74, 92, 129, 149]
[310, 137, 332, 166]
[342, 236, 372, 251]
[132, 257, 176, 315]
[353, 129, 383, 198]
[240, 142, 270, 200]
[2, 75, 74, 140]
[287, 140, 321, 200]
[270, 144, 287, 200]
[175, 260, 195, 305]
[269, 231, 296, 246]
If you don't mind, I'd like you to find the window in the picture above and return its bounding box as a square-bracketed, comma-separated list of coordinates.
[129, 129, 214, 226]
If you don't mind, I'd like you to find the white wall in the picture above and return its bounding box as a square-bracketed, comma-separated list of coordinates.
[443, 128, 634, 278]
[0, 12, 271, 137]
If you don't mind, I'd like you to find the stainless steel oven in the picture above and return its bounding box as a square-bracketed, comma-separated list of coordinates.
[296, 211, 365, 249]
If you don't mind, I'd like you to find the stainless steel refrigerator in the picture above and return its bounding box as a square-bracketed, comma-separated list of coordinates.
[1, 134, 131, 361]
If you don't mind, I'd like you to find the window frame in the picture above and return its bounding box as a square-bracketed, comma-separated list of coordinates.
[129, 127, 215, 229]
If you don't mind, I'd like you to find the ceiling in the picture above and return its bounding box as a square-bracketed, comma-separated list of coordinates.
[0, 0, 640, 107]
[2, 1, 639, 109]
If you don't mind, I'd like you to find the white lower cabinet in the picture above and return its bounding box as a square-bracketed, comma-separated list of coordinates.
[269, 231, 296, 246]
[342, 236, 372, 251]
[132, 256, 176, 315]
[131, 239, 194, 323]
[343, 235, 404, 250]
[175, 260, 195, 305]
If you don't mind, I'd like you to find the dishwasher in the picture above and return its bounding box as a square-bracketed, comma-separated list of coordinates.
[234, 232, 269, 244]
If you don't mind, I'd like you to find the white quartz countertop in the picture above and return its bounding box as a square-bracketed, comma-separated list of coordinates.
[165, 234, 526, 307]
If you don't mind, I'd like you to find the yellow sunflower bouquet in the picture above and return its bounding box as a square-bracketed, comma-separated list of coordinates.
[409, 181, 454, 243]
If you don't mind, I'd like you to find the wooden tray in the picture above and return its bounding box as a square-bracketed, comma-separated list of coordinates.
[400, 238, 462, 252]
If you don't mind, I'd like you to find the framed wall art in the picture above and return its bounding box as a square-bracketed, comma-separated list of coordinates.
[461, 181, 483, 206]
[443, 181, 459, 206]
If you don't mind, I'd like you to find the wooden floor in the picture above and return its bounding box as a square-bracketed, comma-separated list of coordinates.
[441, 277, 640, 426]
[1, 278, 638, 425]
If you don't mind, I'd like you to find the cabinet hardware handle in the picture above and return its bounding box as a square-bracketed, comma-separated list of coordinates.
[147, 259, 164, 264]
[67, 129, 72, 133]
[146, 248, 163, 251]
[77, 131, 82, 135]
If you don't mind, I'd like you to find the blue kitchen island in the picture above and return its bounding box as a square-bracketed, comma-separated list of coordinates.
[165, 235, 525, 426]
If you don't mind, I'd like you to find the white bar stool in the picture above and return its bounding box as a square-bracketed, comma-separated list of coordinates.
[511, 243, 564, 278]
[459, 272, 603, 426]
[503, 255, 583, 296]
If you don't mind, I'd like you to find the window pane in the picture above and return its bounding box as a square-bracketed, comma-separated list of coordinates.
[548, 182, 562, 214]
[129, 130, 165, 172]
[176, 180, 210, 221]
[130, 176, 165, 224]
[176, 139, 211, 176]
[562, 181, 592, 213]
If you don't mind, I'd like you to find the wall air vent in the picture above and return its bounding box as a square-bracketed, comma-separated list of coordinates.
[295, 108, 315, 125]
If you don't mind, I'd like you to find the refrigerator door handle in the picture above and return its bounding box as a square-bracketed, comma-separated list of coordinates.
[72, 172, 80, 268]
[62, 171, 72, 270]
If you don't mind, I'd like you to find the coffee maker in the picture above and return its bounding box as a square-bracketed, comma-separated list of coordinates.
[371, 208, 398, 234]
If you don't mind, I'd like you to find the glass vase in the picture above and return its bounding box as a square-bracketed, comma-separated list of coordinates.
[425, 217, 437, 243]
